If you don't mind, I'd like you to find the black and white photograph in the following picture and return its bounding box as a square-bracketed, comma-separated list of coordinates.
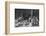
[15, 9, 39, 27]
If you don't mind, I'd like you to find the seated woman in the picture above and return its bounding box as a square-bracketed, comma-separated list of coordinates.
[31, 16, 39, 26]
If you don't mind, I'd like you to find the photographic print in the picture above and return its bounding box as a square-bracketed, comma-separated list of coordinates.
[5, 2, 45, 34]
[15, 9, 39, 27]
